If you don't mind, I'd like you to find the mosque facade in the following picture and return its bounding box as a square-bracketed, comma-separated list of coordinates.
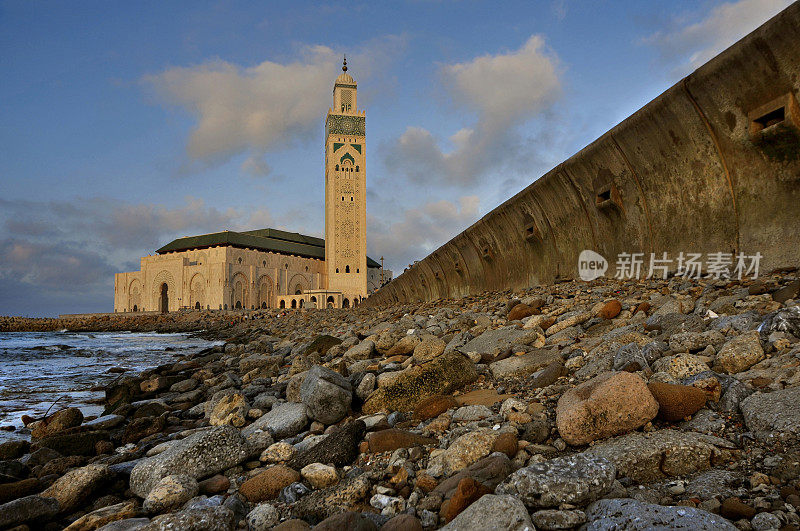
[113, 61, 391, 312]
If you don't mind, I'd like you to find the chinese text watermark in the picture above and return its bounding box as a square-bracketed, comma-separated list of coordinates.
[578, 250, 761, 282]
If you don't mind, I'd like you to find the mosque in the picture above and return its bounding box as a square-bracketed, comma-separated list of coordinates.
[113, 59, 391, 312]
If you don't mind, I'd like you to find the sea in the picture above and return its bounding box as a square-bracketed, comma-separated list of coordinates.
[0, 330, 222, 441]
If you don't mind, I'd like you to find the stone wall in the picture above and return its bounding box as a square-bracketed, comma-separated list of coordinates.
[368, 4, 800, 306]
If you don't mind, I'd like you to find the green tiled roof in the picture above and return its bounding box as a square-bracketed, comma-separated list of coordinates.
[156, 228, 381, 268]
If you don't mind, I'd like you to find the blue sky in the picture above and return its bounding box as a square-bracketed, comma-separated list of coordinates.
[0, 0, 792, 316]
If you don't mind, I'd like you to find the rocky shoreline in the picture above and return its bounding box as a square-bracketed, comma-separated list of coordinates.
[1, 274, 800, 530]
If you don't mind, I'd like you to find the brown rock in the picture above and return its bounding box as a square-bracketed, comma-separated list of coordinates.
[491, 432, 518, 457]
[368, 429, 437, 453]
[382, 514, 423, 531]
[413, 395, 458, 421]
[198, 474, 230, 495]
[0, 478, 40, 504]
[647, 381, 707, 422]
[416, 473, 438, 493]
[63, 500, 140, 531]
[508, 303, 540, 321]
[440, 477, 492, 523]
[95, 440, 114, 455]
[773, 279, 800, 303]
[599, 300, 622, 320]
[555, 371, 659, 446]
[273, 519, 312, 531]
[239, 465, 300, 502]
[31, 408, 84, 439]
[633, 302, 651, 316]
[720, 497, 756, 520]
[122, 415, 166, 444]
[316, 511, 377, 531]
[692, 377, 722, 402]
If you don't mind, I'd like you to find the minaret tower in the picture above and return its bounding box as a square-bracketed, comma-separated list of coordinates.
[324, 56, 367, 301]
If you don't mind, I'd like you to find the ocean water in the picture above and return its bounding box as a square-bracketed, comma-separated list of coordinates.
[0, 331, 221, 439]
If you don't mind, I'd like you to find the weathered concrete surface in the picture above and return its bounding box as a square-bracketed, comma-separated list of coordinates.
[367, 4, 800, 305]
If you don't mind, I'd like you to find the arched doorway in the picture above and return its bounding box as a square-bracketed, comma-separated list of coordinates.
[261, 302, 267, 309]
[160, 283, 169, 313]
[279, 300, 285, 309]
[195, 301, 201, 310]
[235, 300, 242, 309]
[299, 299, 304, 308]
[132, 304, 138, 312]
[291, 299, 297, 308]
[342, 298, 350, 308]
[326, 296, 335, 308]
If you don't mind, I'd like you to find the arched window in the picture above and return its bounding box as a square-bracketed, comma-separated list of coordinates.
[238, 257, 242, 264]
[195, 301, 201, 310]
[261, 302, 267, 309]
[356, 268, 359, 273]
[335, 164, 339, 171]
[342, 298, 350, 308]
[132, 304, 138, 312]
[291, 299, 297, 308]
[299, 299, 304, 308]
[355, 166, 359, 172]
[326, 296, 335, 309]
[345, 265, 350, 273]
[279, 300, 285, 309]
[336, 268, 339, 273]
[262, 260, 266, 267]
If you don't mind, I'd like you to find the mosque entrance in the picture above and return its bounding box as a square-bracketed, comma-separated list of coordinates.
[160, 283, 169, 313]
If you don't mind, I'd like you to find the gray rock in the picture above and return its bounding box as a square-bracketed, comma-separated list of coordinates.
[242, 402, 308, 440]
[143, 474, 199, 514]
[584, 498, 736, 530]
[84, 414, 126, 430]
[684, 469, 740, 499]
[440, 495, 534, 531]
[668, 330, 725, 352]
[759, 307, 800, 339]
[289, 420, 365, 469]
[462, 327, 530, 357]
[344, 340, 376, 360]
[495, 454, 616, 508]
[751, 511, 782, 531]
[489, 349, 561, 378]
[584, 430, 735, 483]
[741, 386, 800, 443]
[246, 502, 279, 530]
[531, 509, 587, 530]
[97, 518, 151, 531]
[140, 506, 235, 531]
[130, 426, 249, 498]
[300, 365, 352, 425]
[0, 495, 59, 528]
[355, 373, 376, 401]
[452, 404, 494, 422]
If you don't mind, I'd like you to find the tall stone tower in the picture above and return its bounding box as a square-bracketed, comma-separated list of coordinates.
[324, 57, 367, 301]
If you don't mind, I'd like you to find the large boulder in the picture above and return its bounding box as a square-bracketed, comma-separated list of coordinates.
[584, 430, 736, 483]
[741, 386, 800, 443]
[130, 425, 250, 497]
[489, 350, 561, 379]
[556, 371, 658, 445]
[585, 498, 736, 530]
[496, 454, 616, 509]
[299, 365, 352, 425]
[209, 393, 249, 427]
[41, 464, 111, 513]
[31, 407, 84, 439]
[362, 351, 477, 413]
[289, 421, 365, 470]
[647, 381, 707, 421]
[0, 495, 60, 528]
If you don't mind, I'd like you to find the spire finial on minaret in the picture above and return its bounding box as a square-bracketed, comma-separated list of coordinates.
[342, 55, 347, 72]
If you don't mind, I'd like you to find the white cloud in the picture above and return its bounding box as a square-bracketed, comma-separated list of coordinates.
[367, 196, 480, 271]
[382, 35, 562, 188]
[644, 0, 793, 75]
[145, 36, 404, 169]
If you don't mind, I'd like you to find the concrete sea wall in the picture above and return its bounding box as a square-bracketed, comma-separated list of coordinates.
[368, 3, 800, 305]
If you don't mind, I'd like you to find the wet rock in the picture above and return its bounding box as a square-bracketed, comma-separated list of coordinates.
[367, 428, 436, 453]
[496, 454, 615, 508]
[508, 303, 539, 321]
[585, 498, 736, 530]
[209, 393, 249, 427]
[63, 500, 140, 531]
[41, 463, 111, 513]
[0, 438, 30, 459]
[362, 351, 477, 413]
[242, 402, 308, 440]
[0, 494, 60, 528]
[292, 473, 372, 523]
[490, 349, 561, 379]
[531, 509, 587, 530]
[300, 365, 352, 425]
[246, 502, 279, 530]
[440, 494, 534, 531]
[713, 331, 765, 374]
[555, 371, 658, 445]
[130, 425, 250, 498]
[0, 477, 41, 504]
[584, 430, 735, 483]
[140, 506, 235, 530]
[30, 407, 84, 439]
[289, 420, 365, 469]
[413, 395, 458, 421]
[300, 463, 338, 488]
[741, 386, 800, 443]
[647, 381, 707, 421]
[143, 474, 198, 514]
[240, 465, 301, 502]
